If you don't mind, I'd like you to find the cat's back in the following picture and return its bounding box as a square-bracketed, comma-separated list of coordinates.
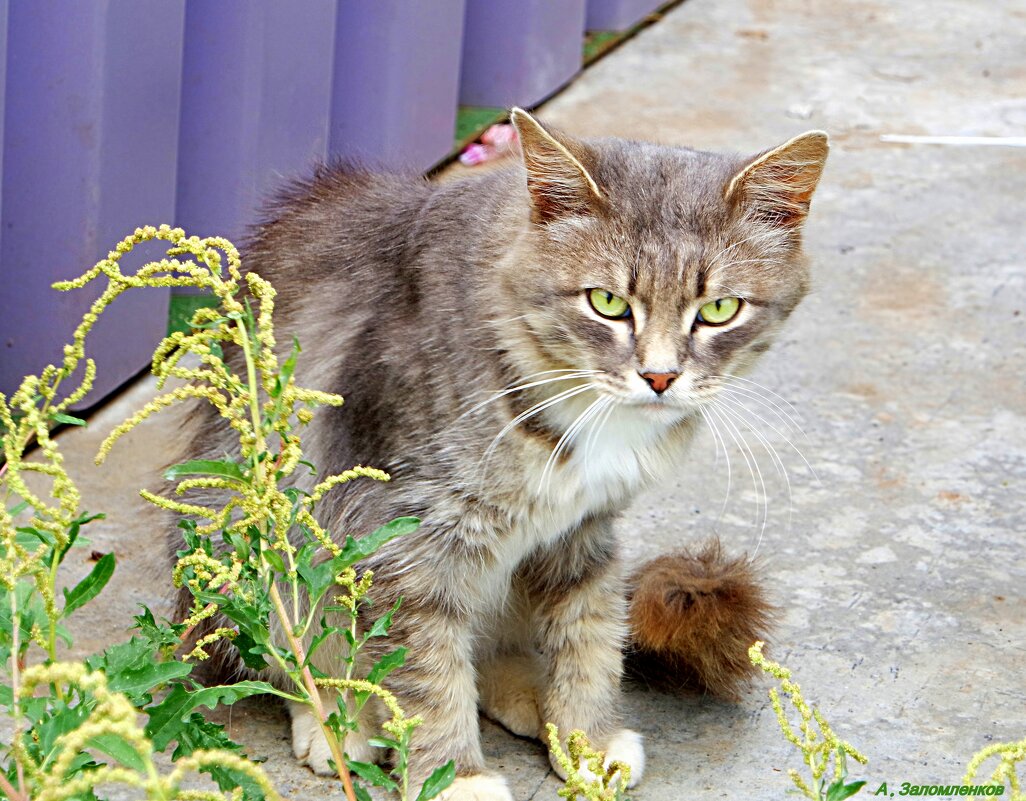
[214, 162, 518, 484]
[241, 162, 513, 335]
[244, 164, 432, 308]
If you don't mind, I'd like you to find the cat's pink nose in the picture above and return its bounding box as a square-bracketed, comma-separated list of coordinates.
[640, 371, 679, 394]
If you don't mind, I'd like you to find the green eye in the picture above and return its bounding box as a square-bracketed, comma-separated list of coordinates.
[588, 288, 631, 319]
[697, 297, 742, 325]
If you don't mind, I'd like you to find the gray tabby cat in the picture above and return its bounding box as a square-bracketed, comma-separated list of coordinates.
[176, 108, 828, 800]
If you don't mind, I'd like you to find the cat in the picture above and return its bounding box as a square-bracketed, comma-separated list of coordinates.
[173, 108, 828, 800]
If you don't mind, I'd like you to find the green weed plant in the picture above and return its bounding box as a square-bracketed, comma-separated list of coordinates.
[749, 641, 868, 801]
[1, 226, 452, 801]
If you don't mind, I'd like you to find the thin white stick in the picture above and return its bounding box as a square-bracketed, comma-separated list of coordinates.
[880, 134, 1026, 147]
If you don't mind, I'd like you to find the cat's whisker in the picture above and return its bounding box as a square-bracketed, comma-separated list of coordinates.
[577, 396, 614, 483]
[714, 374, 803, 422]
[716, 385, 802, 435]
[583, 397, 616, 468]
[458, 370, 601, 421]
[499, 367, 602, 388]
[712, 379, 820, 487]
[699, 406, 733, 529]
[483, 382, 595, 460]
[538, 394, 607, 494]
[720, 392, 820, 488]
[705, 402, 768, 553]
[714, 398, 793, 539]
[482, 313, 532, 327]
[476, 382, 597, 483]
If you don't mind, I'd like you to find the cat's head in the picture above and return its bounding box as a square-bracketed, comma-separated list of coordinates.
[499, 108, 828, 420]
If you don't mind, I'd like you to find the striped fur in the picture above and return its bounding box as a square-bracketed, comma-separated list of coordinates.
[168, 110, 827, 796]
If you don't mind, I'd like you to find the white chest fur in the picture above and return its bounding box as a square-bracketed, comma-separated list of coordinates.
[517, 398, 690, 550]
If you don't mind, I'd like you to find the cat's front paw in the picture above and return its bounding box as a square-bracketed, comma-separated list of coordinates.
[288, 700, 376, 776]
[550, 728, 645, 789]
[435, 773, 513, 801]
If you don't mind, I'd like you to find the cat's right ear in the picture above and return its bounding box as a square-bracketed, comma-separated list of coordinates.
[510, 107, 604, 224]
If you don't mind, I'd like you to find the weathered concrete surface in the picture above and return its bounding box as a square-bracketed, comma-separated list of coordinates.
[45, 0, 1025, 797]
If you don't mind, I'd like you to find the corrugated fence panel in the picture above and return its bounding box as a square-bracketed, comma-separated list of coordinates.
[0, 0, 185, 405]
[0, 0, 6, 237]
[174, 0, 338, 257]
[331, 0, 466, 172]
[586, 0, 663, 31]
[460, 0, 586, 109]
[0, 1, 600, 406]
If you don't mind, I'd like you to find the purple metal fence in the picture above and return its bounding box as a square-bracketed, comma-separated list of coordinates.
[175, 1, 337, 250]
[330, 0, 466, 172]
[0, 0, 185, 407]
[460, 0, 586, 109]
[0, 1, 598, 405]
[586, 0, 663, 31]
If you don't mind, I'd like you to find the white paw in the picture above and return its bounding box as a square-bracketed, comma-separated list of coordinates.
[435, 773, 513, 801]
[550, 728, 645, 789]
[288, 700, 377, 776]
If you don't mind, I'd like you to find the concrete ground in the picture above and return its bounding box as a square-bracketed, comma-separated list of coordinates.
[43, 0, 1025, 797]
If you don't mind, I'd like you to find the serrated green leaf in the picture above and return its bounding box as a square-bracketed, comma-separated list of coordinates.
[346, 759, 398, 792]
[171, 713, 241, 760]
[88, 733, 148, 773]
[366, 647, 406, 685]
[296, 544, 335, 607]
[63, 553, 116, 616]
[145, 681, 283, 751]
[33, 700, 92, 762]
[416, 761, 456, 801]
[0, 583, 44, 651]
[87, 637, 193, 704]
[164, 459, 245, 482]
[334, 516, 420, 569]
[305, 621, 344, 668]
[171, 713, 267, 801]
[52, 412, 87, 427]
[231, 630, 270, 671]
[826, 779, 867, 801]
[364, 599, 401, 640]
[132, 606, 186, 652]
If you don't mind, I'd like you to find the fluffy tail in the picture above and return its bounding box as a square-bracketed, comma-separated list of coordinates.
[626, 540, 775, 700]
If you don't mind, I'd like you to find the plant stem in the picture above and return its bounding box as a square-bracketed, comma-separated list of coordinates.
[269, 580, 358, 801]
[0, 768, 27, 801]
[9, 585, 26, 796]
[234, 316, 266, 486]
[235, 315, 304, 623]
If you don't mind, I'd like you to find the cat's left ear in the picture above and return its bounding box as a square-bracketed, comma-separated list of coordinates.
[725, 131, 829, 230]
[510, 107, 604, 224]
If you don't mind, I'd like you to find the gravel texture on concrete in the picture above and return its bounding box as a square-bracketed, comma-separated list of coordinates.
[39, 0, 1025, 797]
